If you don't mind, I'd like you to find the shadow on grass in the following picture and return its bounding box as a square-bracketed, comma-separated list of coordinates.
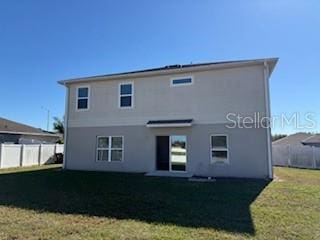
[0, 167, 269, 235]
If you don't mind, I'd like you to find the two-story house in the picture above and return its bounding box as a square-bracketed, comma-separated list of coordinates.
[59, 58, 278, 179]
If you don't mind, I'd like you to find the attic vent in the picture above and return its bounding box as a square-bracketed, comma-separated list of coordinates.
[164, 64, 182, 69]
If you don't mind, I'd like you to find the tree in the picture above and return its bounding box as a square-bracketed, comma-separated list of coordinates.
[53, 117, 64, 135]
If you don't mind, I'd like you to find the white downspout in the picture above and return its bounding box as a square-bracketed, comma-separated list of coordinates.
[63, 86, 70, 170]
[263, 61, 273, 179]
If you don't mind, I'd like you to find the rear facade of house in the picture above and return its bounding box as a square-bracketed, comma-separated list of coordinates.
[60, 58, 277, 179]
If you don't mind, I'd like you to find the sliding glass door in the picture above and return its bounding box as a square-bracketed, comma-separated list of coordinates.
[156, 135, 187, 172]
[170, 135, 187, 171]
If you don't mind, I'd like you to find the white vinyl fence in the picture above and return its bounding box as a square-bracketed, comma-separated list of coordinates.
[0, 144, 64, 169]
[273, 144, 320, 169]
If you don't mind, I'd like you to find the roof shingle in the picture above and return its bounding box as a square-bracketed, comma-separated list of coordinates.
[0, 117, 57, 136]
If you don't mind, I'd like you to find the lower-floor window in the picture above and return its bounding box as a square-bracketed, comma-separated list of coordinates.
[96, 136, 123, 162]
[210, 134, 229, 164]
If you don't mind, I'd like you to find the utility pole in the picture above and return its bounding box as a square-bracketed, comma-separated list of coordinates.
[41, 106, 50, 131]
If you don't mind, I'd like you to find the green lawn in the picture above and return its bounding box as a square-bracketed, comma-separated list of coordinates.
[0, 165, 319, 240]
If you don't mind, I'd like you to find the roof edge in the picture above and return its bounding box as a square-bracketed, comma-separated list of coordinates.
[0, 130, 61, 137]
[301, 134, 320, 144]
[272, 132, 313, 145]
[58, 57, 278, 86]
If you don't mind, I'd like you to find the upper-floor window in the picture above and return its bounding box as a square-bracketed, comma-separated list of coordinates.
[76, 86, 90, 110]
[171, 76, 193, 86]
[210, 134, 229, 164]
[119, 82, 133, 108]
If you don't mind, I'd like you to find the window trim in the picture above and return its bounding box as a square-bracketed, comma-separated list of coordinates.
[170, 76, 193, 87]
[76, 85, 90, 111]
[118, 82, 134, 109]
[96, 136, 124, 162]
[210, 134, 229, 164]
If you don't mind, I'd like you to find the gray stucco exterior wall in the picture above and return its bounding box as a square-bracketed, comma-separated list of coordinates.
[65, 124, 269, 178]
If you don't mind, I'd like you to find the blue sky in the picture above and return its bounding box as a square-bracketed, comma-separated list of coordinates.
[0, 0, 319, 134]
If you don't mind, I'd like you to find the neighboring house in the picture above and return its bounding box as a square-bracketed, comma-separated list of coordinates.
[59, 58, 278, 179]
[272, 132, 320, 169]
[272, 132, 320, 148]
[0, 117, 61, 144]
[272, 132, 312, 147]
[302, 134, 320, 147]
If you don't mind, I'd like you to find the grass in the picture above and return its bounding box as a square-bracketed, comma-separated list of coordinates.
[0, 165, 319, 240]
